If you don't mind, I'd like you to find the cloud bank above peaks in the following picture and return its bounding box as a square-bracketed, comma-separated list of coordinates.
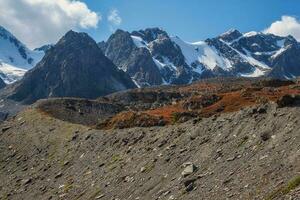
[0, 0, 101, 48]
[264, 16, 300, 41]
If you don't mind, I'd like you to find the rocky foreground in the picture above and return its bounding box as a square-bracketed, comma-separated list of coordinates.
[1, 78, 300, 200]
[0, 101, 300, 199]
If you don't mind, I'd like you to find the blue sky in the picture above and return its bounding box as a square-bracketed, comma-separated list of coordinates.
[84, 0, 300, 42]
[1, 0, 300, 48]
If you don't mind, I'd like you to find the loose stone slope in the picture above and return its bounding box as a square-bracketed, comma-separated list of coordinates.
[0, 102, 299, 199]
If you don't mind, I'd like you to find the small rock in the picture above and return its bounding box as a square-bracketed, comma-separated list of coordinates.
[140, 167, 146, 173]
[181, 162, 197, 177]
[260, 131, 270, 141]
[226, 156, 236, 162]
[71, 134, 78, 141]
[168, 195, 175, 200]
[124, 176, 134, 183]
[55, 172, 63, 179]
[2, 126, 11, 132]
[158, 140, 167, 147]
[63, 161, 69, 166]
[99, 163, 105, 168]
[22, 178, 32, 185]
[85, 134, 91, 140]
[179, 148, 187, 153]
[257, 107, 267, 114]
[165, 157, 171, 162]
[95, 194, 105, 199]
[185, 183, 194, 192]
[163, 191, 171, 196]
[223, 178, 233, 185]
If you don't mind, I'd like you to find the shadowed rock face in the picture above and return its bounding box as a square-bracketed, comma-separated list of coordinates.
[101, 29, 163, 87]
[0, 77, 5, 89]
[269, 43, 300, 78]
[8, 30, 136, 104]
[35, 98, 123, 126]
[100, 28, 193, 86]
[101, 28, 300, 86]
[218, 29, 243, 42]
[131, 28, 169, 43]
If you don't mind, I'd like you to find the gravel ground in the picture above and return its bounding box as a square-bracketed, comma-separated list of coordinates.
[0, 102, 299, 200]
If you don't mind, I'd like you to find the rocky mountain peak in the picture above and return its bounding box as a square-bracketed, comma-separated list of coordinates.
[57, 30, 98, 49]
[34, 44, 53, 53]
[284, 35, 298, 46]
[131, 27, 169, 43]
[0, 25, 44, 83]
[219, 29, 242, 42]
[8, 30, 136, 104]
[0, 25, 12, 39]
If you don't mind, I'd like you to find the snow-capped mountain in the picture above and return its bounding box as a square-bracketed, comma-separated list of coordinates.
[100, 28, 300, 87]
[0, 26, 44, 83]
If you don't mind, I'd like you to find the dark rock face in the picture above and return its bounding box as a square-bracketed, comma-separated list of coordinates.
[0, 78, 5, 89]
[126, 48, 163, 86]
[149, 36, 186, 67]
[101, 28, 194, 86]
[100, 28, 300, 87]
[34, 44, 53, 53]
[269, 43, 300, 78]
[103, 30, 136, 70]
[218, 29, 242, 42]
[0, 26, 33, 65]
[0, 111, 8, 122]
[131, 28, 169, 43]
[208, 32, 300, 79]
[149, 36, 192, 84]
[9, 30, 136, 104]
[205, 38, 255, 75]
[101, 29, 163, 86]
[232, 33, 282, 53]
[36, 98, 123, 126]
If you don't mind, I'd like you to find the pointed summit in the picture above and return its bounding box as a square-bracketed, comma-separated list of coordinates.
[0, 25, 44, 83]
[9, 30, 136, 104]
[131, 27, 169, 43]
[0, 25, 12, 37]
[219, 29, 242, 42]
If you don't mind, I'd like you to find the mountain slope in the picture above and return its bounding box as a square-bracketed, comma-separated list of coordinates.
[0, 96, 299, 200]
[101, 29, 163, 87]
[8, 30, 136, 104]
[0, 77, 5, 89]
[0, 26, 44, 83]
[100, 28, 300, 86]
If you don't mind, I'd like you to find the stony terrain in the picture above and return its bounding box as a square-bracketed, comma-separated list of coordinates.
[0, 78, 300, 200]
[0, 101, 300, 200]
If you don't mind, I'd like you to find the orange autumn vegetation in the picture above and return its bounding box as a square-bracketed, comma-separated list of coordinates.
[99, 81, 300, 129]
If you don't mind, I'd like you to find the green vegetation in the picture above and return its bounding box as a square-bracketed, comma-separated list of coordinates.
[143, 162, 155, 173]
[266, 176, 300, 200]
[111, 154, 122, 163]
[107, 154, 123, 171]
[237, 136, 249, 148]
[171, 112, 183, 124]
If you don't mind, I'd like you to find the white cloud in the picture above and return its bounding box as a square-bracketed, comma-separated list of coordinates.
[107, 9, 122, 30]
[0, 0, 101, 48]
[264, 16, 300, 41]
